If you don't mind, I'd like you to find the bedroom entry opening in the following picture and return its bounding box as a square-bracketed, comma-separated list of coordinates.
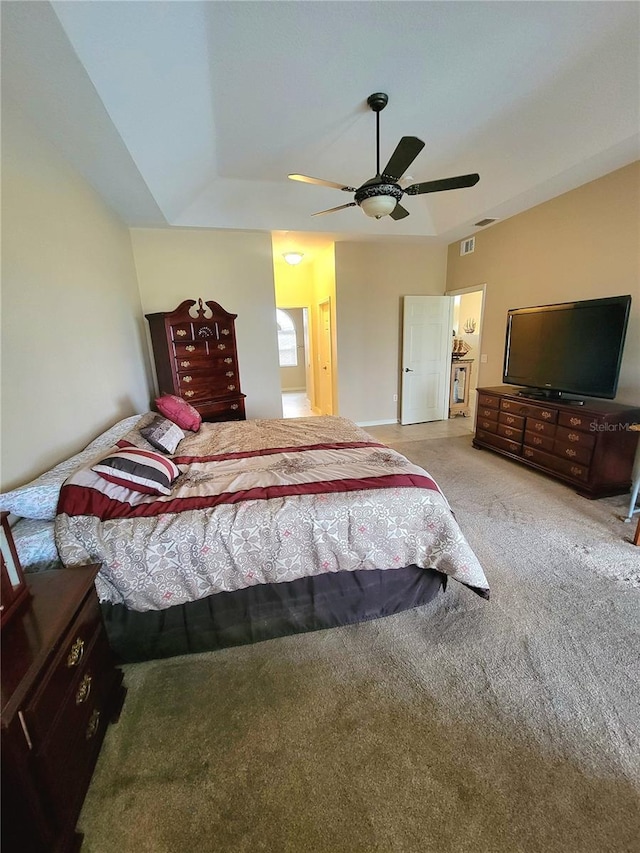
[277, 307, 315, 418]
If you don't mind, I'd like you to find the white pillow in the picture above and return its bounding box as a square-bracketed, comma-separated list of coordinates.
[12, 518, 58, 571]
[0, 414, 145, 520]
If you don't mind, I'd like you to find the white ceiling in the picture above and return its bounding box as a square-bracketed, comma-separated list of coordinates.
[2, 1, 639, 253]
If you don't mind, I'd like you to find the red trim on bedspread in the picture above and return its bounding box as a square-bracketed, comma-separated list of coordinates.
[58, 472, 441, 521]
[173, 441, 386, 464]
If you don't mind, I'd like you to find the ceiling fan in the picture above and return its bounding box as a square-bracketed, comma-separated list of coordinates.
[289, 93, 479, 220]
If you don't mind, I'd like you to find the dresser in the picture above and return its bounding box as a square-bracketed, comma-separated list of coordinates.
[1, 567, 126, 853]
[146, 298, 246, 422]
[473, 386, 640, 498]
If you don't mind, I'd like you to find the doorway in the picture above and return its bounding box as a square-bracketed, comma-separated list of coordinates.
[449, 285, 486, 425]
[276, 307, 315, 418]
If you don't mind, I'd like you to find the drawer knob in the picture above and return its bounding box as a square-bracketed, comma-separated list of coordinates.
[86, 709, 101, 740]
[570, 466, 583, 476]
[183, 375, 193, 383]
[224, 357, 233, 364]
[533, 437, 543, 445]
[184, 390, 195, 398]
[506, 416, 515, 424]
[221, 328, 230, 335]
[524, 449, 534, 457]
[535, 423, 544, 432]
[66, 637, 85, 668]
[180, 360, 191, 368]
[570, 417, 582, 427]
[567, 433, 580, 442]
[176, 329, 187, 337]
[227, 384, 236, 391]
[76, 673, 93, 705]
[217, 344, 226, 350]
[542, 411, 552, 420]
[231, 404, 239, 410]
[565, 448, 577, 458]
[226, 371, 234, 377]
[185, 345, 196, 352]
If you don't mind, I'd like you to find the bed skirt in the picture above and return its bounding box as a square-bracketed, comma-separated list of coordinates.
[100, 566, 447, 663]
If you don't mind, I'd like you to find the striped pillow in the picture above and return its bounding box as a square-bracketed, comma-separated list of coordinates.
[92, 447, 179, 496]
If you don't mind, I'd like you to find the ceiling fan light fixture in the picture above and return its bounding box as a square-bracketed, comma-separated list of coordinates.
[359, 195, 397, 219]
[282, 252, 304, 265]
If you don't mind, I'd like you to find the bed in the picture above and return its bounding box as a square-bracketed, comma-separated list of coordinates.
[5, 413, 489, 662]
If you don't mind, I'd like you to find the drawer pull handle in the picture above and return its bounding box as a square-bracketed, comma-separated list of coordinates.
[524, 449, 534, 457]
[570, 417, 582, 427]
[231, 404, 239, 410]
[506, 416, 515, 424]
[176, 329, 187, 337]
[183, 375, 193, 383]
[76, 673, 92, 705]
[224, 357, 233, 364]
[535, 423, 545, 432]
[185, 345, 195, 352]
[533, 437, 543, 445]
[542, 411, 553, 420]
[503, 402, 511, 410]
[217, 344, 226, 350]
[226, 371, 234, 377]
[567, 433, 580, 442]
[570, 466, 583, 476]
[180, 360, 191, 368]
[67, 638, 85, 668]
[221, 328, 230, 335]
[565, 448, 577, 458]
[227, 384, 236, 391]
[86, 709, 101, 740]
[184, 390, 195, 398]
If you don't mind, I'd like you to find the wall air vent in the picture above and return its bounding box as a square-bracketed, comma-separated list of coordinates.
[460, 236, 475, 256]
[474, 218, 498, 227]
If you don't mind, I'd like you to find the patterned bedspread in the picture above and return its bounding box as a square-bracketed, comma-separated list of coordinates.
[55, 415, 489, 611]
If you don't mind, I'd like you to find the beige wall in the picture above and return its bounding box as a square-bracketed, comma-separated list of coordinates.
[1, 99, 150, 490]
[335, 242, 448, 424]
[446, 162, 640, 405]
[129, 228, 282, 420]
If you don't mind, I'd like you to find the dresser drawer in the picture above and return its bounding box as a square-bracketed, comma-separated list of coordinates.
[475, 429, 522, 456]
[173, 341, 207, 358]
[500, 398, 558, 422]
[555, 424, 596, 449]
[557, 410, 593, 432]
[526, 417, 557, 437]
[497, 423, 524, 441]
[170, 322, 194, 340]
[477, 406, 499, 422]
[477, 393, 500, 410]
[198, 397, 246, 422]
[27, 594, 102, 743]
[553, 440, 593, 466]
[521, 446, 589, 482]
[477, 417, 498, 433]
[498, 411, 525, 430]
[524, 431, 555, 453]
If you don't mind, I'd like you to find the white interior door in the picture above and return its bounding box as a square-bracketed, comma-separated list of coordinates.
[401, 296, 453, 425]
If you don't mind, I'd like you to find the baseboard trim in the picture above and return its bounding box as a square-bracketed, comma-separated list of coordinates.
[355, 419, 399, 427]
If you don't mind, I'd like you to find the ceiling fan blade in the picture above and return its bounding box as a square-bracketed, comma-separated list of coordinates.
[405, 173, 480, 195]
[288, 174, 356, 192]
[381, 137, 425, 182]
[312, 202, 357, 217]
[389, 203, 410, 221]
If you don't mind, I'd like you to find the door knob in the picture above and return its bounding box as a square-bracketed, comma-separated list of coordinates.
[404, 367, 414, 373]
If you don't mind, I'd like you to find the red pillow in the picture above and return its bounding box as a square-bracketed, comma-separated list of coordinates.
[155, 394, 202, 432]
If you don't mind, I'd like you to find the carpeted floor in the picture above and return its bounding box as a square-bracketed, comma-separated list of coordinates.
[78, 435, 640, 853]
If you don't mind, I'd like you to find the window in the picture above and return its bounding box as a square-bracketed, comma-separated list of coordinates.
[276, 309, 298, 367]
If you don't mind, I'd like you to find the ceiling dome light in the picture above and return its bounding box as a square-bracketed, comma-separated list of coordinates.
[283, 252, 304, 265]
[359, 195, 397, 219]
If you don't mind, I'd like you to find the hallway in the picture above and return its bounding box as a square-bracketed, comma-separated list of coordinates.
[282, 391, 316, 418]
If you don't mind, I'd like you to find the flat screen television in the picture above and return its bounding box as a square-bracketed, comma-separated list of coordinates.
[503, 294, 631, 402]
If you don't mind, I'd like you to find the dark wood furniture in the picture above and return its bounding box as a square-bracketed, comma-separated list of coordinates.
[146, 298, 246, 422]
[473, 385, 640, 499]
[1, 567, 126, 853]
[1, 511, 30, 628]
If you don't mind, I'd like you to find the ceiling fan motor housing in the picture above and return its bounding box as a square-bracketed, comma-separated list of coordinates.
[355, 182, 403, 217]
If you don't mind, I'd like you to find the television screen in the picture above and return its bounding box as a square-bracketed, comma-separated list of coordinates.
[503, 295, 631, 400]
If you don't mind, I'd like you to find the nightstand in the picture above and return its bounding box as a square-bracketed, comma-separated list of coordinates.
[1, 566, 126, 853]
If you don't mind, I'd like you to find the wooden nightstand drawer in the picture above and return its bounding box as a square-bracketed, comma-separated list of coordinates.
[27, 593, 102, 743]
[477, 393, 500, 410]
[199, 397, 246, 422]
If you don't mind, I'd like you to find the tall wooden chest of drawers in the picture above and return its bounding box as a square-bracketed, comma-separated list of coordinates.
[146, 298, 246, 422]
[1, 567, 126, 853]
[473, 385, 640, 498]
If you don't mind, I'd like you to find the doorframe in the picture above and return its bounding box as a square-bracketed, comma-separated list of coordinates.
[318, 297, 334, 415]
[446, 283, 487, 426]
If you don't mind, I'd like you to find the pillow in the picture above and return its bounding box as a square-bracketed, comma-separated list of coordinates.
[91, 447, 179, 496]
[155, 394, 201, 432]
[11, 518, 59, 572]
[0, 414, 145, 520]
[139, 416, 185, 455]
